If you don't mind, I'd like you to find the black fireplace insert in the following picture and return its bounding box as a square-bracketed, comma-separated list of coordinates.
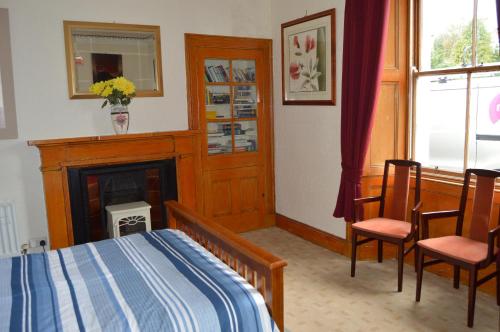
[68, 159, 177, 245]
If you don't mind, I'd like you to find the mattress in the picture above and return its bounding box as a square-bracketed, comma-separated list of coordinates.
[0, 229, 277, 332]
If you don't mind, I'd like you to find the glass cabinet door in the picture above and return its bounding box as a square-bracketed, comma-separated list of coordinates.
[204, 58, 258, 156]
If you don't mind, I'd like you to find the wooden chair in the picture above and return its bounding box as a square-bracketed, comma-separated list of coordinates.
[351, 160, 422, 292]
[416, 169, 500, 328]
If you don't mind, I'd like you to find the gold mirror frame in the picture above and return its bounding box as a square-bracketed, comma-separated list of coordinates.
[63, 21, 164, 99]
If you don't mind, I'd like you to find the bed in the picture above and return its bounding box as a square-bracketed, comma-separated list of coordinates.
[0, 201, 286, 331]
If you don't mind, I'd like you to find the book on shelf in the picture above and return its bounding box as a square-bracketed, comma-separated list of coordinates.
[206, 91, 230, 105]
[235, 111, 256, 118]
[234, 104, 256, 110]
[204, 67, 211, 82]
[205, 64, 229, 82]
[234, 99, 255, 105]
[206, 110, 217, 119]
[233, 67, 255, 82]
[208, 132, 224, 137]
[236, 85, 252, 91]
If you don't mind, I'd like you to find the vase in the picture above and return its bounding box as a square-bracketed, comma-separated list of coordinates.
[110, 104, 129, 134]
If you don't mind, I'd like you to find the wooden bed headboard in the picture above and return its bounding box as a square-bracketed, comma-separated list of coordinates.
[165, 201, 287, 331]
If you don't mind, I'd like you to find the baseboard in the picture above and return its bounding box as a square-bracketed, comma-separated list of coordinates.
[275, 214, 347, 255]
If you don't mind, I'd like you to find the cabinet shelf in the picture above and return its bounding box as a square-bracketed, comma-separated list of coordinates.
[205, 82, 257, 86]
[207, 118, 236, 123]
[206, 117, 257, 122]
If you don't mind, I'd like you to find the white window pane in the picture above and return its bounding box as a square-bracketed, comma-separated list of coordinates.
[476, 0, 500, 66]
[415, 74, 468, 171]
[420, 0, 474, 70]
[467, 71, 500, 170]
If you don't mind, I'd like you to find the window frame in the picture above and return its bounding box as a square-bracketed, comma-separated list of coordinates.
[410, 0, 500, 182]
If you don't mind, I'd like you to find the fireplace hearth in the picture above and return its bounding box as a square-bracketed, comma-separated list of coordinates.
[68, 159, 177, 245]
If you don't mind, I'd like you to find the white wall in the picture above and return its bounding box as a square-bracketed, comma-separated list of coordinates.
[0, 0, 271, 248]
[271, 0, 347, 238]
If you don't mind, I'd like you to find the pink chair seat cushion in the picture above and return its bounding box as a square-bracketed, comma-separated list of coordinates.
[418, 236, 495, 264]
[352, 218, 411, 239]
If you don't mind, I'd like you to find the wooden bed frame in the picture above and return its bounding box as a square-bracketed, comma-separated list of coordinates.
[165, 201, 287, 331]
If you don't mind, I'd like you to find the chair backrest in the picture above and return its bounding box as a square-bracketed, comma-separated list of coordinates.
[379, 160, 421, 221]
[457, 169, 500, 243]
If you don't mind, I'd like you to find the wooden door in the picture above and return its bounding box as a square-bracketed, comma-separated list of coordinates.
[185, 34, 274, 232]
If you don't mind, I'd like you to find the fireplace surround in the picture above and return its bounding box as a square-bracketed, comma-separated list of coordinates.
[29, 131, 202, 249]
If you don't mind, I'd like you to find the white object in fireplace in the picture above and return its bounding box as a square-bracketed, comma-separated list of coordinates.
[106, 201, 152, 238]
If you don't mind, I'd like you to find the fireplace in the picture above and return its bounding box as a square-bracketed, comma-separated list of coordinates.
[68, 159, 177, 245]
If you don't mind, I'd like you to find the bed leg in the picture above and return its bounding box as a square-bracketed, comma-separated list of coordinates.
[271, 267, 285, 331]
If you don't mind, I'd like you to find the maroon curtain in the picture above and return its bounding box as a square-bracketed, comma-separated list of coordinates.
[333, 0, 391, 221]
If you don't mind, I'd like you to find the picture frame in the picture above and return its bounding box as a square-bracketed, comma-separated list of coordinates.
[0, 8, 18, 139]
[281, 9, 336, 105]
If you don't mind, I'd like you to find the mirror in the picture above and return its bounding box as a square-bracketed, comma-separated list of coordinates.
[64, 21, 163, 99]
[0, 8, 18, 139]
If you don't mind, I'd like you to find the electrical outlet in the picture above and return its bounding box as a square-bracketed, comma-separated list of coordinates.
[29, 237, 48, 248]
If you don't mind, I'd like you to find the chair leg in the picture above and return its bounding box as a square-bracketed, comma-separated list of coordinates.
[467, 267, 478, 328]
[414, 245, 418, 272]
[453, 265, 460, 289]
[377, 240, 383, 263]
[397, 243, 404, 292]
[414, 234, 419, 272]
[496, 261, 500, 306]
[416, 248, 424, 302]
[351, 232, 357, 278]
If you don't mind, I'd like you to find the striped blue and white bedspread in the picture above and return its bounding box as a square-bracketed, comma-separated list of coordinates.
[0, 230, 277, 332]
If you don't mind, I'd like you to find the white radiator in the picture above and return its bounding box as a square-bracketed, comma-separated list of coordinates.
[0, 201, 19, 257]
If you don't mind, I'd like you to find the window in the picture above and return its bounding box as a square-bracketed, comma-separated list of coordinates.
[413, 0, 500, 174]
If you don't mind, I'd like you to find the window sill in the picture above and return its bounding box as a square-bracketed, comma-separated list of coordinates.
[419, 167, 500, 192]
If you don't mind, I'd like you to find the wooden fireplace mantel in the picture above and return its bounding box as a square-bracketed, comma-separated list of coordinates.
[29, 130, 202, 249]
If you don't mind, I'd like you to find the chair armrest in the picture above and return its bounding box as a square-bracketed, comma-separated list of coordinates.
[353, 196, 381, 222]
[354, 196, 382, 206]
[412, 201, 423, 214]
[421, 210, 460, 239]
[487, 225, 500, 262]
[411, 201, 423, 235]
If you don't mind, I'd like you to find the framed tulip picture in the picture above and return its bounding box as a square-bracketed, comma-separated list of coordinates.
[281, 9, 336, 105]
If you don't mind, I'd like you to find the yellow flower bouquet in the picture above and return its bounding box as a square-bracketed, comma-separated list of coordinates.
[89, 77, 136, 108]
[89, 77, 136, 134]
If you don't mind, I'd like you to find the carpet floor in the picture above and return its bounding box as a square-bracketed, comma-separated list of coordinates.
[242, 227, 499, 332]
